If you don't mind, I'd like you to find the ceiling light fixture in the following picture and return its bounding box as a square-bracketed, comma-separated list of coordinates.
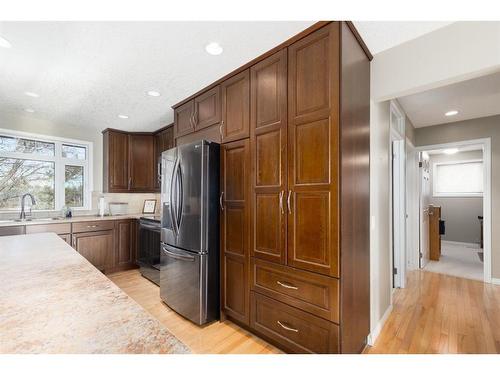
[25, 91, 40, 98]
[24, 108, 35, 113]
[118, 114, 129, 119]
[445, 110, 458, 116]
[205, 42, 223, 56]
[0, 36, 12, 48]
[443, 148, 459, 155]
[147, 90, 161, 97]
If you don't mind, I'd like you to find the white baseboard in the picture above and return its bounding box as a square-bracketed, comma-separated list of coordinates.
[441, 240, 480, 248]
[367, 304, 393, 346]
[491, 278, 500, 285]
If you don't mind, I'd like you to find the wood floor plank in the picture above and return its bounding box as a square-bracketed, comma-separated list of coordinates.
[108, 269, 281, 354]
[366, 270, 500, 354]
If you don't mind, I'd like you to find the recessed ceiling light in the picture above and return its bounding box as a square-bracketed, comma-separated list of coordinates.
[118, 114, 129, 119]
[205, 42, 223, 56]
[445, 110, 458, 116]
[147, 90, 161, 97]
[25, 91, 40, 98]
[24, 108, 35, 113]
[0, 36, 12, 48]
[443, 148, 459, 155]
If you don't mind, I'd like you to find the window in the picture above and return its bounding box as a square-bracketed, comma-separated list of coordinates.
[433, 160, 483, 197]
[0, 130, 92, 211]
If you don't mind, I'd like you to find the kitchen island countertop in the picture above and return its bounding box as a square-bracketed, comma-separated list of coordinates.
[0, 233, 189, 354]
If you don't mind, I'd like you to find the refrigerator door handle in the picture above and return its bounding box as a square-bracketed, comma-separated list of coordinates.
[162, 246, 195, 262]
[176, 163, 184, 231]
[170, 157, 179, 236]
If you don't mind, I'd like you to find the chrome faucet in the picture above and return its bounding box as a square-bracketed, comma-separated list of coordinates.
[20, 193, 36, 221]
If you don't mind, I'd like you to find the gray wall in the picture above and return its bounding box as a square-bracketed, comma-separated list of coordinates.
[428, 151, 483, 244]
[415, 114, 500, 277]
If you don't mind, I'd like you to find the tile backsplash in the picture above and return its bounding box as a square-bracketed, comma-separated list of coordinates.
[0, 192, 160, 220]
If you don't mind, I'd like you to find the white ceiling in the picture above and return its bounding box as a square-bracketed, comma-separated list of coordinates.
[398, 71, 500, 128]
[0, 21, 456, 133]
[353, 21, 453, 55]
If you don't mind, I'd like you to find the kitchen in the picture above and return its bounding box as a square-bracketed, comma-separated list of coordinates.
[2, 1, 497, 372]
[0, 18, 370, 356]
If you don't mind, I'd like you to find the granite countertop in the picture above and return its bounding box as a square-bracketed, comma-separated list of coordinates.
[0, 233, 189, 354]
[0, 213, 159, 228]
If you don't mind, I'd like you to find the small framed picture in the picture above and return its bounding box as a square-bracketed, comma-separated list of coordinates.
[142, 199, 157, 214]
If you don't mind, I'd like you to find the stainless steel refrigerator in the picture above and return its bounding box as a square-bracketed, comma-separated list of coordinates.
[160, 140, 220, 325]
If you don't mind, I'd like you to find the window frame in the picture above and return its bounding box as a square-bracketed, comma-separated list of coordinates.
[432, 159, 484, 198]
[0, 128, 93, 212]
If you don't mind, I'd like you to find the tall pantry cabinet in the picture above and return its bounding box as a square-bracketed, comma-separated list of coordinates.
[174, 21, 370, 354]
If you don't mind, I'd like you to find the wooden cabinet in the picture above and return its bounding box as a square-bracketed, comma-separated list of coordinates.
[220, 139, 251, 325]
[103, 130, 129, 192]
[172, 21, 370, 354]
[115, 219, 136, 267]
[174, 100, 195, 138]
[0, 226, 25, 236]
[250, 50, 288, 264]
[103, 130, 156, 193]
[154, 125, 174, 190]
[129, 134, 155, 191]
[287, 24, 340, 278]
[72, 230, 114, 273]
[221, 70, 250, 143]
[194, 86, 221, 130]
[174, 86, 221, 138]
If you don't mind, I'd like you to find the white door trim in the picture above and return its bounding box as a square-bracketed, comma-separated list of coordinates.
[416, 138, 491, 284]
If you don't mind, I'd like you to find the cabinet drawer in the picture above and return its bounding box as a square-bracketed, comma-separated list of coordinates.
[0, 226, 25, 236]
[250, 292, 339, 353]
[26, 223, 71, 235]
[72, 221, 115, 233]
[251, 258, 339, 322]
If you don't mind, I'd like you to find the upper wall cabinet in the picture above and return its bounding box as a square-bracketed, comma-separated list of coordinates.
[154, 125, 174, 190]
[103, 130, 129, 192]
[221, 70, 250, 143]
[103, 129, 156, 193]
[174, 86, 221, 138]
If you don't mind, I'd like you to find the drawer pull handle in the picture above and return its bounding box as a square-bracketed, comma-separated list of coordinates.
[277, 281, 298, 290]
[87, 225, 98, 228]
[277, 320, 299, 333]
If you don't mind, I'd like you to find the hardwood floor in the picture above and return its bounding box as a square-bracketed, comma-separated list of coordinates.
[110, 268, 500, 354]
[366, 270, 500, 354]
[108, 269, 281, 354]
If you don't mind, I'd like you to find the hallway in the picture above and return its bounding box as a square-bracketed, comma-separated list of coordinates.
[366, 270, 500, 353]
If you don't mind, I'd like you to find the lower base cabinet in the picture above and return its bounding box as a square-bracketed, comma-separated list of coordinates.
[73, 230, 115, 273]
[250, 292, 339, 354]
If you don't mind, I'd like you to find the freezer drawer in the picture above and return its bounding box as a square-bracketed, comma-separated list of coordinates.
[160, 244, 207, 325]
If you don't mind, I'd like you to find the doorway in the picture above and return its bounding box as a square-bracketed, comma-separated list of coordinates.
[416, 139, 491, 283]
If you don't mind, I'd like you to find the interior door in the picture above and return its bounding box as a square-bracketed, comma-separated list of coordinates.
[250, 49, 287, 264]
[286, 24, 339, 277]
[419, 154, 431, 268]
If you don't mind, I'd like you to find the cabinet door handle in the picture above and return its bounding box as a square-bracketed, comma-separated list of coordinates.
[279, 191, 284, 214]
[192, 108, 198, 128]
[287, 190, 292, 214]
[277, 281, 298, 290]
[277, 321, 299, 333]
[128, 177, 132, 190]
[219, 121, 224, 140]
[219, 192, 224, 211]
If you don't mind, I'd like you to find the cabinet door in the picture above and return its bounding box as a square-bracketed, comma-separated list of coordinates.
[73, 230, 114, 272]
[194, 86, 221, 130]
[116, 220, 135, 266]
[287, 24, 340, 277]
[221, 70, 250, 143]
[154, 125, 174, 190]
[129, 134, 155, 191]
[106, 131, 129, 191]
[250, 50, 288, 264]
[59, 233, 72, 244]
[174, 100, 195, 138]
[220, 139, 250, 325]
